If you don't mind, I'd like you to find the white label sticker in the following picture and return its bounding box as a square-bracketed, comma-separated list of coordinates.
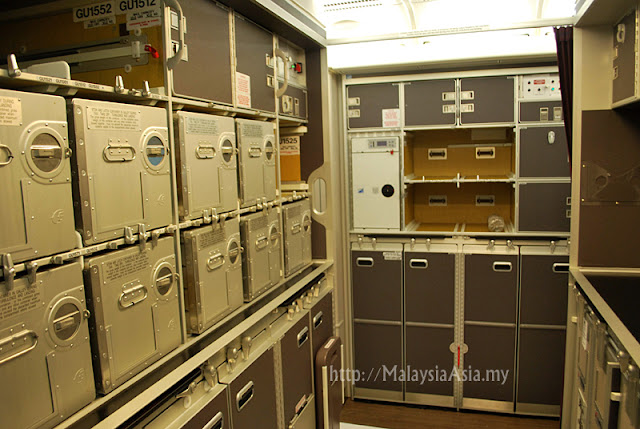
[348, 109, 360, 118]
[382, 108, 401, 128]
[236, 72, 252, 109]
[383, 251, 402, 261]
[87, 106, 141, 131]
[73, 1, 116, 22]
[582, 319, 588, 350]
[126, 8, 161, 30]
[116, 0, 159, 14]
[84, 15, 116, 29]
[0, 97, 22, 126]
[280, 136, 300, 156]
[347, 97, 360, 106]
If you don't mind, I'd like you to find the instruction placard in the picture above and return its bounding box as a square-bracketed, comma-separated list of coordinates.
[280, 136, 300, 156]
[0, 97, 22, 126]
[186, 116, 219, 135]
[0, 288, 41, 322]
[383, 251, 402, 261]
[236, 73, 252, 109]
[126, 8, 161, 30]
[382, 108, 401, 128]
[84, 16, 116, 29]
[103, 252, 150, 283]
[87, 106, 141, 131]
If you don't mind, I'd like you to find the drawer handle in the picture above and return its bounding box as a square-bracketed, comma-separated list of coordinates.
[249, 146, 262, 158]
[207, 253, 225, 271]
[356, 257, 374, 267]
[196, 144, 216, 159]
[475, 195, 495, 206]
[0, 330, 38, 366]
[313, 311, 323, 329]
[297, 326, 309, 348]
[553, 263, 569, 273]
[0, 144, 13, 166]
[547, 131, 556, 144]
[475, 147, 495, 159]
[429, 195, 447, 206]
[256, 236, 269, 250]
[493, 262, 512, 272]
[428, 148, 447, 160]
[103, 143, 136, 162]
[410, 259, 428, 269]
[236, 381, 254, 412]
[291, 222, 302, 234]
[119, 284, 148, 308]
[203, 412, 224, 429]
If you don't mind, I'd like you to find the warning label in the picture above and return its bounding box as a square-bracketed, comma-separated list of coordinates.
[187, 116, 219, 135]
[241, 123, 264, 139]
[87, 106, 141, 131]
[0, 287, 41, 322]
[382, 108, 401, 128]
[280, 136, 300, 156]
[84, 16, 116, 29]
[126, 8, 161, 30]
[103, 252, 150, 283]
[383, 251, 402, 261]
[0, 97, 22, 126]
[236, 72, 252, 109]
[198, 227, 226, 250]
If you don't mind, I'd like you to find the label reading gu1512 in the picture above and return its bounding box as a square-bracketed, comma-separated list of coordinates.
[73, 0, 159, 22]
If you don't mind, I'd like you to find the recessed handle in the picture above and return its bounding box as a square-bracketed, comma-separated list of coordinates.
[552, 263, 569, 273]
[249, 147, 262, 158]
[475, 147, 495, 159]
[428, 148, 447, 160]
[256, 236, 269, 250]
[207, 253, 225, 271]
[119, 284, 148, 308]
[475, 195, 495, 206]
[236, 381, 254, 412]
[196, 144, 216, 159]
[356, 257, 373, 267]
[409, 259, 428, 269]
[429, 195, 447, 206]
[493, 261, 513, 272]
[203, 412, 224, 429]
[297, 326, 309, 348]
[0, 330, 38, 366]
[291, 222, 302, 234]
[0, 144, 13, 166]
[313, 311, 324, 329]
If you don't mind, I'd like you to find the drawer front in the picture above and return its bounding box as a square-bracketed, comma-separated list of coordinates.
[519, 126, 570, 178]
[347, 83, 400, 129]
[519, 101, 563, 123]
[353, 322, 403, 392]
[518, 183, 571, 232]
[404, 79, 457, 127]
[520, 254, 569, 326]
[465, 254, 518, 324]
[405, 325, 454, 397]
[404, 251, 455, 325]
[352, 250, 402, 321]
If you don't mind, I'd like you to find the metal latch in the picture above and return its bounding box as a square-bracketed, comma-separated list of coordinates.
[291, 222, 302, 234]
[26, 261, 39, 287]
[249, 146, 262, 158]
[124, 226, 136, 244]
[53, 309, 80, 333]
[196, 144, 215, 159]
[297, 326, 309, 348]
[553, 107, 562, 121]
[460, 90, 475, 100]
[2, 254, 15, 291]
[241, 336, 252, 360]
[138, 223, 149, 249]
[460, 103, 474, 113]
[548, 131, 556, 144]
[104, 144, 136, 162]
[7, 54, 21, 78]
[442, 92, 456, 101]
[256, 236, 269, 250]
[0, 144, 13, 166]
[119, 283, 148, 308]
[206, 253, 225, 271]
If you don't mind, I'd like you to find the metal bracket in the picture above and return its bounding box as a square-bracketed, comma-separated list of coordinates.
[141, 80, 151, 97]
[7, 54, 21, 77]
[114, 75, 125, 94]
[176, 380, 199, 400]
[211, 208, 219, 224]
[151, 230, 161, 246]
[241, 336, 252, 360]
[203, 363, 217, 388]
[2, 254, 16, 291]
[26, 261, 39, 287]
[138, 224, 149, 249]
[124, 226, 136, 244]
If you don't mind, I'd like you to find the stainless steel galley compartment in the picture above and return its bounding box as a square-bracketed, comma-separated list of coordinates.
[84, 236, 181, 394]
[0, 262, 95, 429]
[275, 37, 308, 121]
[181, 217, 243, 335]
[283, 199, 312, 277]
[0, 89, 76, 263]
[175, 111, 238, 221]
[619, 355, 640, 429]
[240, 208, 282, 302]
[236, 118, 277, 208]
[69, 99, 171, 245]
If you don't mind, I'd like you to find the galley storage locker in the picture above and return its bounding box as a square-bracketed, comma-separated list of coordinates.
[519, 101, 563, 123]
[518, 126, 570, 178]
[619, 360, 640, 429]
[459, 77, 515, 125]
[84, 237, 181, 394]
[351, 243, 403, 398]
[347, 83, 400, 129]
[518, 182, 571, 232]
[403, 243, 457, 406]
[220, 347, 279, 429]
[462, 244, 518, 409]
[236, 119, 277, 208]
[311, 291, 334, 359]
[351, 136, 401, 230]
[240, 209, 282, 302]
[69, 99, 171, 245]
[404, 79, 457, 127]
[234, 14, 276, 113]
[0, 262, 95, 429]
[315, 337, 342, 429]
[0, 89, 76, 263]
[516, 245, 569, 416]
[283, 199, 312, 277]
[175, 111, 238, 221]
[613, 7, 640, 106]
[279, 312, 314, 426]
[144, 382, 230, 429]
[182, 218, 243, 334]
[591, 333, 622, 429]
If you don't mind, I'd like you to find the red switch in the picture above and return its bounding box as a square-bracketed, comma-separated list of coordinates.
[390, 150, 394, 155]
[145, 44, 160, 59]
[294, 62, 303, 73]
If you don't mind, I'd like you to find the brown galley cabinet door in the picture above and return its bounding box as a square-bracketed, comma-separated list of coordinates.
[347, 83, 400, 129]
[518, 125, 570, 178]
[460, 76, 515, 124]
[404, 79, 457, 127]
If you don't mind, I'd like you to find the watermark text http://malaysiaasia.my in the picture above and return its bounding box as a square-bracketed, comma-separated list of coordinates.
[331, 365, 511, 385]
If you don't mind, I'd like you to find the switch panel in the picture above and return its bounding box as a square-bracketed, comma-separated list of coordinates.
[521, 74, 561, 99]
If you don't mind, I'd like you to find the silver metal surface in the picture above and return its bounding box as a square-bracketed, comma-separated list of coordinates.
[236, 118, 277, 208]
[283, 199, 312, 277]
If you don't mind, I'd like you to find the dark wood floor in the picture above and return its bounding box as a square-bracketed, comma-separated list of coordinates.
[340, 399, 561, 429]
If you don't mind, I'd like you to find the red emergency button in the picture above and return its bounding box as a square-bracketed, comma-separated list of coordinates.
[145, 44, 160, 59]
[293, 62, 303, 73]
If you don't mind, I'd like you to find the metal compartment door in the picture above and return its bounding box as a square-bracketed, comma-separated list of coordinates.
[460, 77, 515, 124]
[237, 119, 274, 207]
[347, 83, 400, 129]
[520, 251, 569, 326]
[227, 348, 279, 429]
[284, 202, 304, 276]
[404, 79, 457, 127]
[311, 292, 333, 359]
[519, 101, 563, 123]
[463, 324, 516, 403]
[353, 322, 403, 394]
[241, 212, 271, 301]
[171, 0, 233, 105]
[234, 14, 275, 113]
[281, 316, 313, 425]
[518, 182, 571, 232]
[0, 90, 76, 263]
[352, 244, 402, 322]
[613, 10, 638, 105]
[0, 262, 95, 429]
[519, 126, 570, 178]
[176, 111, 237, 220]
